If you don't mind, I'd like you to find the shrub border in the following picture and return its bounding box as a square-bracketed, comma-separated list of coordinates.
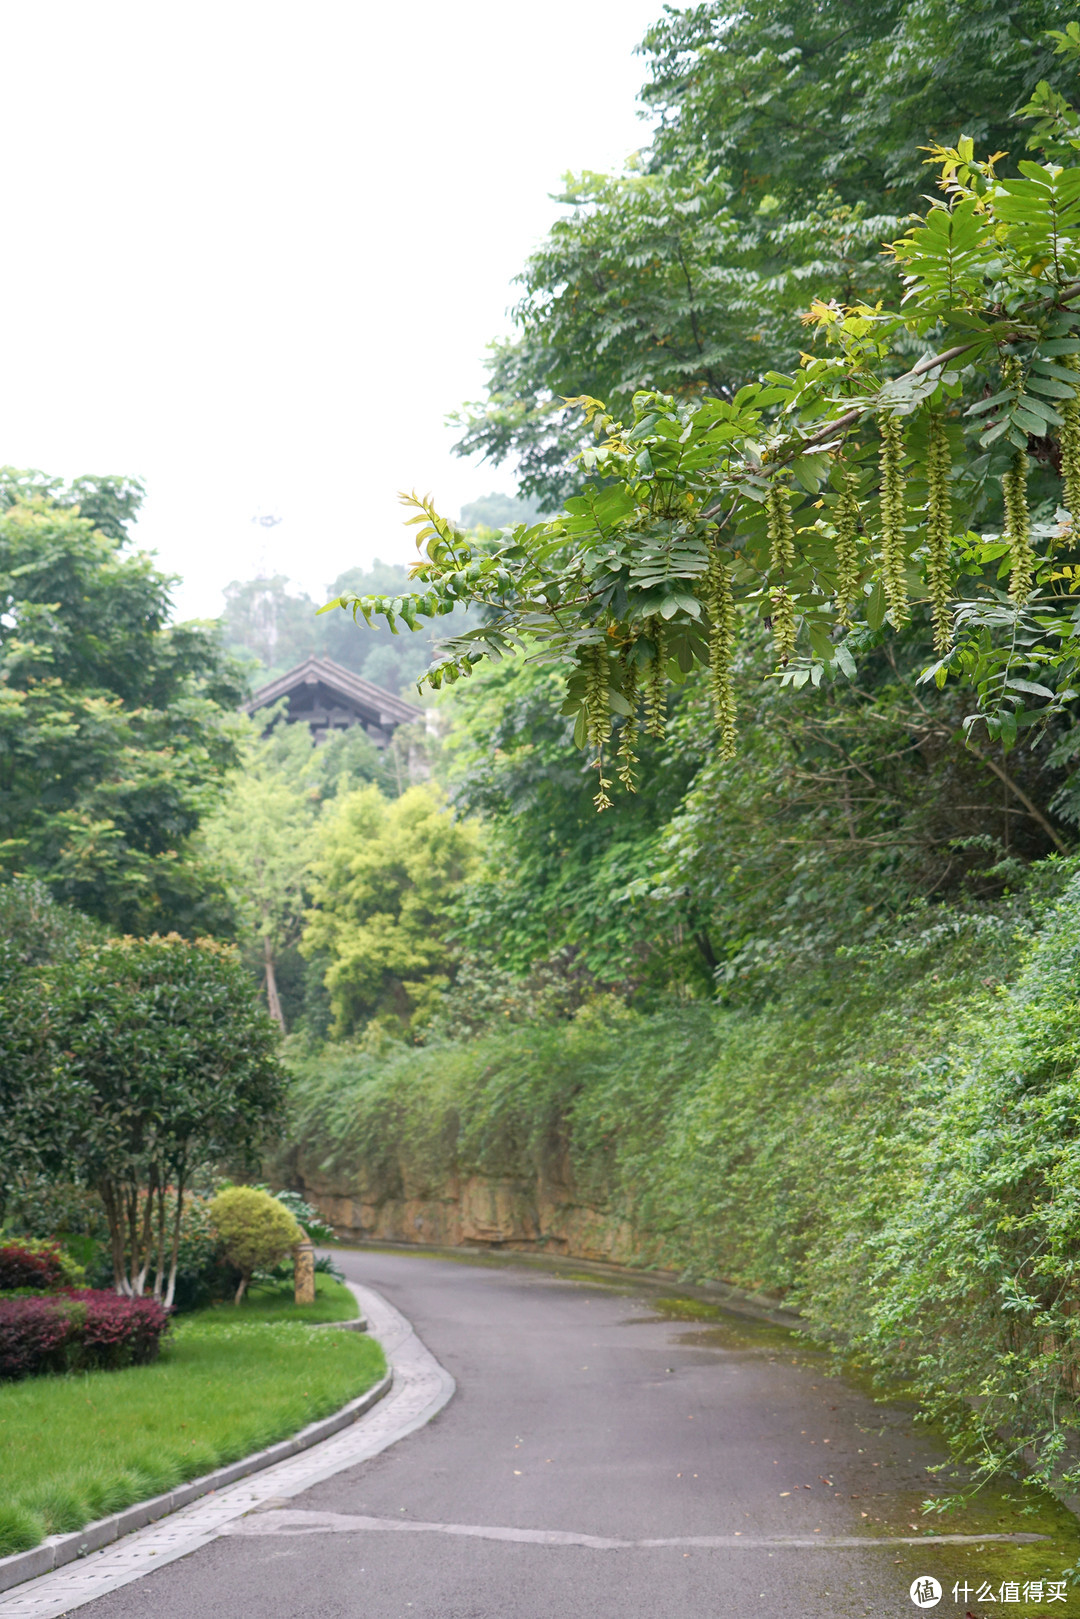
[0, 1358, 390, 1595]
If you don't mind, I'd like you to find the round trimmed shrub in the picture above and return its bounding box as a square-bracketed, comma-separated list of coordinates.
[208, 1187, 301, 1304]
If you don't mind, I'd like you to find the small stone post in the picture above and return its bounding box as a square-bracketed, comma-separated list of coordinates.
[294, 1227, 316, 1306]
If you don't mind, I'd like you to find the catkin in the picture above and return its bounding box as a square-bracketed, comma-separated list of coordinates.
[765, 479, 798, 663]
[1003, 450, 1033, 605]
[925, 413, 953, 654]
[584, 643, 614, 811]
[833, 468, 861, 629]
[1060, 352, 1080, 526]
[644, 617, 667, 738]
[998, 355, 1034, 605]
[877, 413, 909, 627]
[616, 655, 640, 793]
[704, 549, 737, 760]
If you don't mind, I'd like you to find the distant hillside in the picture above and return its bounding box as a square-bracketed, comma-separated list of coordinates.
[219, 495, 541, 692]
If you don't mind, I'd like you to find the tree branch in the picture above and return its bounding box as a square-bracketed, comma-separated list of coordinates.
[966, 744, 1070, 854]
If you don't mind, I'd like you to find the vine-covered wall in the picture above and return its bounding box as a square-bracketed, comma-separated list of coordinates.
[282, 864, 1080, 1490]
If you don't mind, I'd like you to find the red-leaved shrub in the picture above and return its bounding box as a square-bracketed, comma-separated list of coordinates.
[0, 1291, 169, 1380]
[0, 1240, 66, 1291]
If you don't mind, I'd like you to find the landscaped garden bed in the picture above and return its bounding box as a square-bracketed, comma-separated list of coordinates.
[0, 1277, 384, 1556]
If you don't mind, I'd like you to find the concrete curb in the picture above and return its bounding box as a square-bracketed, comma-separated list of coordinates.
[0, 1367, 391, 1597]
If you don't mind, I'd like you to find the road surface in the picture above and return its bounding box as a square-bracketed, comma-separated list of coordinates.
[74, 1246, 1075, 1618]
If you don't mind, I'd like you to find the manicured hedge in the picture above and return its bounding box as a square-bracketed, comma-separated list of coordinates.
[0, 1240, 68, 1291]
[0, 1291, 169, 1380]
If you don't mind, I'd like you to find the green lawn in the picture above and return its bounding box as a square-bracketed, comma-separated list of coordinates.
[0, 1277, 385, 1556]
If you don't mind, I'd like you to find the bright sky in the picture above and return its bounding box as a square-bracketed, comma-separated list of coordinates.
[0, 1, 663, 619]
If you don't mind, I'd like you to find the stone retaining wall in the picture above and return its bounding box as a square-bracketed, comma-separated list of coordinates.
[290, 1160, 665, 1268]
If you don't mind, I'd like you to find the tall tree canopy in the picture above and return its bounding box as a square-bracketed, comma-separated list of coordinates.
[302, 783, 478, 1037]
[454, 0, 1075, 505]
[0, 471, 246, 932]
[327, 26, 1080, 803]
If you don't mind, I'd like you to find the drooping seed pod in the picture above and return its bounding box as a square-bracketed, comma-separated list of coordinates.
[768, 585, 798, 663]
[833, 468, 861, 629]
[644, 616, 667, 738]
[925, 413, 953, 654]
[765, 479, 798, 663]
[616, 654, 639, 792]
[996, 354, 1034, 604]
[1002, 449, 1033, 605]
[704, 548, 737, 760]
[584, 642, 613, 811]
[877, 413, 909, 627]
[1059, 352, 1080, 526]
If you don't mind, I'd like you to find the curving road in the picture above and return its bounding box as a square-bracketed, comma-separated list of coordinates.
[65, 1247, 1071, 1619]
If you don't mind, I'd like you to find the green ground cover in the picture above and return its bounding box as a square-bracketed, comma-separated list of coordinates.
[283, 863, 1080, 1502]
[0, 1277, 384, 1556]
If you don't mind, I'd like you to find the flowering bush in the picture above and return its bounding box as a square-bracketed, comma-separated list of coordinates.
[0, 1239, 84, 1292]
[0, 1290, 169, 1380]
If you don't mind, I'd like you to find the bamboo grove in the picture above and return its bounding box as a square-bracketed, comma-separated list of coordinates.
[325, 33, 1080, 807]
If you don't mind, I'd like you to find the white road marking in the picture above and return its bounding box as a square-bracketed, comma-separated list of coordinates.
[227, 1510, 1048, 1552]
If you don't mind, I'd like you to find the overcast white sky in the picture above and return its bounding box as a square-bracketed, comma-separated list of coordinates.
[0, 1, 663, 619]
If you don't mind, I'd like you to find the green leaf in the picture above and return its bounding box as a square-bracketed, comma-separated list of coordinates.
[865, 580, 886, 631]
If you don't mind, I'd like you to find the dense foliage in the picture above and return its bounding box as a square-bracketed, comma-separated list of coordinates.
[333, 62, 1080, 803]
[207, 1187, 301, 1304]
[455, 0, 1075, 505]
[0, 472, 246, 933]
[301, 783, 479, 1038]
[197, 715, 415, 1031]
[0, 883, 97, 1224]
[0, 1240, 83, 1292]
[0, 1292, 169, 1381]
[48, 935, 288, 1304]
[285, 859, 1080, 1492]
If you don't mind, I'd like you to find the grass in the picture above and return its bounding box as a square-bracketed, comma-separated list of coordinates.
[0, 1277, 385, 1556]
[197, 1274, 361, 1325]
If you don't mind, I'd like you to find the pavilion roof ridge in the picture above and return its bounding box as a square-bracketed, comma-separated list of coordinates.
[244, 653, 423, 725]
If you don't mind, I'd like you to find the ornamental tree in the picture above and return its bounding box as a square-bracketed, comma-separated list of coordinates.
[324, 28, 1080, 807]
[52, 935, 288, 1304]
[207, 1186, 301, 1305]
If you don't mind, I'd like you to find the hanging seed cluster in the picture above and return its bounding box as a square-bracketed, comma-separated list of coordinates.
[583, 643, 613, 810]
[833, 468, 862, 629]
[564, 352, 1080, 809]
[999, 355, 1034, 604]
[704, 548, 737, 760]
[925, 414, 953, 654]
[765, 479, 797, 663]
[1060, 352, 1080, 526]
[877, 413, 909, 627]
[644, 617, 667, 738]
[616, 656, 639, 792]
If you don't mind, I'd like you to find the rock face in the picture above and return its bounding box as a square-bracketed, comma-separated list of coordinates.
[290, 1159, 665, 1268]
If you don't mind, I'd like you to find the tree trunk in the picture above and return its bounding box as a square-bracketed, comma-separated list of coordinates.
[100, 1181, 128, 1295]
[133, 1171, 158, 1297]
[235, 1271, 249, 1305]
[164, 1169, 186, 1311]
[264, 936, 285, 1031]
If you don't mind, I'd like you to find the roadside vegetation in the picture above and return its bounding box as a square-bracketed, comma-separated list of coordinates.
[7, 0, 1080, 1545]
[284, 856, 1080, 1497]
[0, 1278, 382, 1557]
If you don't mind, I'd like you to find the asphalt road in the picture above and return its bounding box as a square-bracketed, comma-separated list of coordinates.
[76, 1247, 1075, 1619]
